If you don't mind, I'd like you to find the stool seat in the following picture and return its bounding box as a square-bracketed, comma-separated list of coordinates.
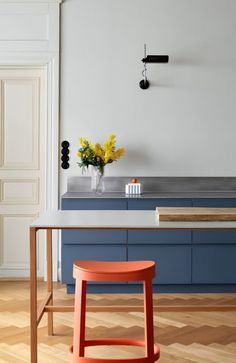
[73, 260, 156, 282]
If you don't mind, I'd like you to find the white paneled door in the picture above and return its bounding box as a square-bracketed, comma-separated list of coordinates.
[0, 67, 46, 277]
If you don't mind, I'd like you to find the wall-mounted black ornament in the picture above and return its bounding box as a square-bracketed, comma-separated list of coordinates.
[139, 44, 169, 90]
[61, 148, 70, 155]
[61, 161, 70, 169]
[61, 140, 70, 169]
[61, 140, 69, 148]
[61, 155, 69, 162]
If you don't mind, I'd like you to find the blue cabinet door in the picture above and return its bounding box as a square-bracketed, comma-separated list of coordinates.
[192, 245, 236, 284]
[62, 199, 127, 210]
[192, 230, 236, 244]
[62, 245, 127, 284]
[128, 245, 191, 284]
[192, 199, 236, 208]
[128, 199, 192, 210]
[128, 230, 191, 245]
[62, 230, 126, 245]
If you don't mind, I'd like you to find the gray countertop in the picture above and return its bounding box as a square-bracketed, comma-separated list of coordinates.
[62, 177, 236, 199]
[61, 191, 236, 199]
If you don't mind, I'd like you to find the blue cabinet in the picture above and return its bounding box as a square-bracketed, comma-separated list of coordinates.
[128, 230, 191, 245]
[128, 198, 192, 210]
[192, 230, 236, 244]
[192, 199, 236, 287]
[127, 201, 192, 286]
[61, 196, 236, 292]
[62, 245, 126, 284]
[62, 198, 127, 210]
[61, 198, 128, 292]
[62, 230, 126, 245]
[192, 198, 236, 208]
[192, 245, 236, 284]
[129, 245, 191, 284]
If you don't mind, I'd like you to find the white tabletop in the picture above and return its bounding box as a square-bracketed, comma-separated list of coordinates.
[31, 210, 236, 230]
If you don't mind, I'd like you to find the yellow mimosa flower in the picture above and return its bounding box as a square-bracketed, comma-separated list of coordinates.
[89, 143, 95, 152]
[104, 134, 115, 150]
[77, 134, 125, 172]
[110, 147, 125, 161]
[104, 150, 112, 163]
[94, 143, 105, 161]
[79, 137, 88, 148]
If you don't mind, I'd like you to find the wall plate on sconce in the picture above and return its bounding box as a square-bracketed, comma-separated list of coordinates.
[139, 44, 169, 89]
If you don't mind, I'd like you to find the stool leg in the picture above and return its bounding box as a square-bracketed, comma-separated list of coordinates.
[73, 279, 87, 359]
[143, 278, 155, 361]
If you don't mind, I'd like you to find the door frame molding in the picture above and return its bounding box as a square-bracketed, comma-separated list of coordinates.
[0, 53, 59, 280]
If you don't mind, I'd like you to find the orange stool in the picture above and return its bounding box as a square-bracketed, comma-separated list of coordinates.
[69, 260, 160, 363]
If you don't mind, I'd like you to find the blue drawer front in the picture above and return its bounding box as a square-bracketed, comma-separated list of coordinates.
[192, 230, 236, 244]
[62, 245, 127, 284]
[128, 245, 191, 284]
[128, 230, 191, 245]
[192, 199, 236, 208]
[62, 230, 126, 245]
[62, 199, 127, 210]
[128, 199, 192, 210]
[192, 245, 236, 283]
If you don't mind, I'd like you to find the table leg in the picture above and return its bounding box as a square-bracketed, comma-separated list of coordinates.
[30, 227, 37, 363]
[144, 278, 154, 360]
[47, 229, 53, 335]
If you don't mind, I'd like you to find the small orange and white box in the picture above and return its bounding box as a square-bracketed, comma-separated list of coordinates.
[125, 179, 142, 195]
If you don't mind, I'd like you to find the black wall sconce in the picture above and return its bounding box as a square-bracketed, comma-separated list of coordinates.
[61, 140, 70, 169]
[139, 44, 169, 89]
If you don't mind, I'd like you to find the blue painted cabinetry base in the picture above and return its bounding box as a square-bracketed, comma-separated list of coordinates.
[61, 197, 236, 293]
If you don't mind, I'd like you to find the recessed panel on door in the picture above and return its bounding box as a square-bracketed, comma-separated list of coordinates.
[0, 214, 38, 270]
[0, 179, 38, 204]
[0, 78, 39, 169]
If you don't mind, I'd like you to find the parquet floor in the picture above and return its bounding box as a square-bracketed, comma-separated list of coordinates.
[0, 281, 236, 362]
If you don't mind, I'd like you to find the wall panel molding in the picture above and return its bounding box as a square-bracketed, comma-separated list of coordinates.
[0, 213, 39, 272]
[0, 76, 39, 170]
[0, 1, 61, 52]
[0, 178, 39, 204]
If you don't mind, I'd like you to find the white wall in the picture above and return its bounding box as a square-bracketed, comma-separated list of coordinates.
[60, 0, 236, 192]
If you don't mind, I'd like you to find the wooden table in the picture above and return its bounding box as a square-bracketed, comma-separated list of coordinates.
[30, 210, 236, 363]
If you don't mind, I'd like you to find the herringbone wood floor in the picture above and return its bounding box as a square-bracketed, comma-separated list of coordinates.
[0, 281, 236, 362]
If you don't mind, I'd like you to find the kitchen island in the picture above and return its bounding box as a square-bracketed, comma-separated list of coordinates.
[61, 177, 236, 294]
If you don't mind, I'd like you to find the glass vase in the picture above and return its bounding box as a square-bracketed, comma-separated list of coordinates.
[91, 166, 105, 195]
